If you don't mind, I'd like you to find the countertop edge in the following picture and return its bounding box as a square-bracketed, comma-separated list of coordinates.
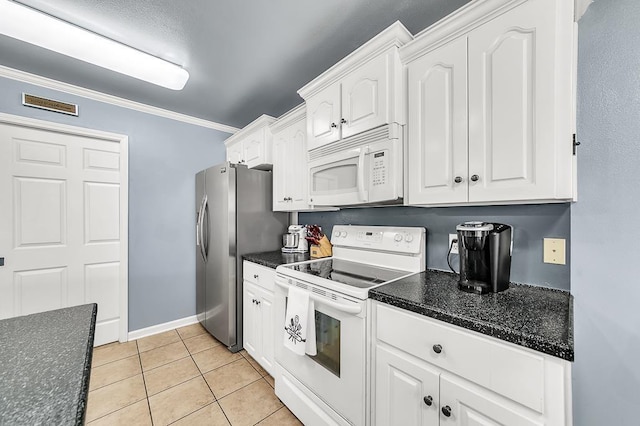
[75, 303, 98, 425]
[369, 291, 574, 362]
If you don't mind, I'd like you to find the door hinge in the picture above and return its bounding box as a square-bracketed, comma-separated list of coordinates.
[573, 134, 581, 155]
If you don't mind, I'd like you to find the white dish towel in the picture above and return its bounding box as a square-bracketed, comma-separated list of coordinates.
[283, 286, 317, 356]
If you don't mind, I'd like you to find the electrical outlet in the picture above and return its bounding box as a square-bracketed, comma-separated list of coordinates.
[543, 238, 566, 265]
[449, 234, 459, 255]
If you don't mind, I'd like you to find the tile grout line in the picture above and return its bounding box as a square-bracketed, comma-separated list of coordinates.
[135, 340, 155, 426]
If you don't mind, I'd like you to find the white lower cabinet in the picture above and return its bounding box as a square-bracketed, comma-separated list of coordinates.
[371, 302, 572, 426]
[243, 261, 276, 376]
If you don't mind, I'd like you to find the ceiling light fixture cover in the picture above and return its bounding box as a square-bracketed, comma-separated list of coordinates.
[0, 0, 190, 90]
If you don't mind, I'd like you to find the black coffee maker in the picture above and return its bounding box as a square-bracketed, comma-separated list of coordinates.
[456, 221, 512, 294]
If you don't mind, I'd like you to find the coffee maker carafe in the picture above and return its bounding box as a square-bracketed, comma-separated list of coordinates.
[456, 221, 512, 294]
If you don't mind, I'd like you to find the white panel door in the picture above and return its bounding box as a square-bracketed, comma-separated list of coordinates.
[288, 120, 309, 210]
[306, 83, 341, 150]
[341, 53, 390, 139]
[242, 281, 259, 357]
[0, 121, 125, 346]
[257, 286, 274, 376]
[375, 344, 440, 426]
[407, 36, 468, 205]
[468, 0, 558, 202]
[272, 129, 290, 211]
[439, 374, 542, 426]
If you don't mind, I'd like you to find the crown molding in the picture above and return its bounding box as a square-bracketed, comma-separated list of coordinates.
[224, 114, 276, 145]
[399, 0, 532, 63]
[298, 21, 413, 99]
[0, 65, 239, 134]
[269, 103, 305, 134]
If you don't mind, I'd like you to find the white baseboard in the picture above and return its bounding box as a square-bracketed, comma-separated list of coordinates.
[128, 315, 199, 341]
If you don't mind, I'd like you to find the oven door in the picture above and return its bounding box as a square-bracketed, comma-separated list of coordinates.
[274, 277, 366, 426]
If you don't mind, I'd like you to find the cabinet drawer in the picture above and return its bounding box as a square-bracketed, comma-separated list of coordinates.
[376, 303, 545, 413]
[243, 261, 275, 292]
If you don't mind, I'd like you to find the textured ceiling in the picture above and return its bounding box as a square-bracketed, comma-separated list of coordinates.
[0, 0, 471, 129]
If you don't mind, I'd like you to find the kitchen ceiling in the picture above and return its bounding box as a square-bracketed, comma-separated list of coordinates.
[0, 0, 471, 129]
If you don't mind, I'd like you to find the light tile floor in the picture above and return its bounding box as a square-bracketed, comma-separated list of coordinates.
[86, 323, 302, 425]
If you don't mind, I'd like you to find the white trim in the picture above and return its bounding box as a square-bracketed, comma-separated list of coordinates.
[0, 65, 239, 134]
[270, 103, 305, 134]
[0, 112, 130, 343]
[224, 113, 276, 146]
[128, 315, 199, 341]
[399, 0, 530, 64]
[298, 21, 413, 99]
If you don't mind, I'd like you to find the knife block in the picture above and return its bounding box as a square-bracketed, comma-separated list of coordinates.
[310, 235, 333, 258]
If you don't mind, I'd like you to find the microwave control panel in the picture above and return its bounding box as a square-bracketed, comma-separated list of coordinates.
[371, 150, 388, 186]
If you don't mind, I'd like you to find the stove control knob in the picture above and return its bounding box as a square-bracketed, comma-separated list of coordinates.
[394, 233, 403, 242]
[405, 234, 414, 243]
[333, 231, 340, 239]
[341, 231, 348, 238]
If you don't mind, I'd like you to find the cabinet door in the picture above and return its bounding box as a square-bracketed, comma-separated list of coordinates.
[243, 130, 266, 169]
[272, 129, 290, 211]
[226, 141, 243, 164]
[307, 83, 341, 150]
[242, 281, 260, 358]
[341, 53, 390, 139]
[257, 287, 275, 376]
[407, 37, 468, 205]
[467, 0, 566, 202]
[439, 375, 541, 426]
[288, 120, 309, 210]
[375, 344, 440, 426]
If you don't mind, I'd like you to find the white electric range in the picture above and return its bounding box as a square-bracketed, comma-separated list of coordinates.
[274, 225, 426, 426]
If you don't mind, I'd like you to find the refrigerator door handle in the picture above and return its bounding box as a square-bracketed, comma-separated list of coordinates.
[196, 197, 204, 248]
[202, 196, 210, 261]
[198, 195, 207, 262]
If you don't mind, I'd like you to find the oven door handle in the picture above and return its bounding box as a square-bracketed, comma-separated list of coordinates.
[357, 147, 369, 202]
[275, 280, 362, 315]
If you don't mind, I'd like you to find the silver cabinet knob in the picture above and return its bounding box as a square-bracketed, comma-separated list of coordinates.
[441, 405, 452, 417]
[423, 395, 433, 406]
[253, 274, 259, 279]
[340, 118, 347, 124]
[330, 122, 338, 128]
[470, 175, 479, 182]
[433, 344, 443, 354]
[454, 176, 463, 183]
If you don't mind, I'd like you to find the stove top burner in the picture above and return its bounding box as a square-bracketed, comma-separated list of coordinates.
[282, 258, 409, 290]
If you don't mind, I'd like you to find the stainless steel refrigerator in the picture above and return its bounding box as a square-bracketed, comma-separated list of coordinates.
[195, 162, 288, 352]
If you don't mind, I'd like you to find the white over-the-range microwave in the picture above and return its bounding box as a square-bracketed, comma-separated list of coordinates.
[308, 123, 403, 207]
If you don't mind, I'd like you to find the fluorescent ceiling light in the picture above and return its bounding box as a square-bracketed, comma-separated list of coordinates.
[0, 0, 189, 90]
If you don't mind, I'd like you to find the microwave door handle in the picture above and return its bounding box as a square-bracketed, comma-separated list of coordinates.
[357, 148, 369, 202]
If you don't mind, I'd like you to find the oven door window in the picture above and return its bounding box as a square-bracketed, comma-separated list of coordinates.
[285, 297, 341, 377]
[311, 309, 340, 377]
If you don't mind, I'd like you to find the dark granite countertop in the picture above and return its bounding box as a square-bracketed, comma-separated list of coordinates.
[243, 250, 311, 269]
[0, 304, 97, 425]
[370, 270, 573, 361]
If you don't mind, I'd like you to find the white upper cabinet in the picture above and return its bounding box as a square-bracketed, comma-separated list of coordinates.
[271, 105, 310, 211]
[224, 115, 276, 170]
[299, 22, 413, 152]
[403, 0, 576, 206]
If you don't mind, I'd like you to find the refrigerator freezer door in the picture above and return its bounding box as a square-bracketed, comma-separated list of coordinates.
[204, 164, 236, 348]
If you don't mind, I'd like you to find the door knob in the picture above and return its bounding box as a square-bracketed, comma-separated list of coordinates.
[433, 344, 443, 354]
[423, 395, 433, 406]
[470, 174, 479, 182]
[454, 176, 463, 183]
[441, 405, 452, 417]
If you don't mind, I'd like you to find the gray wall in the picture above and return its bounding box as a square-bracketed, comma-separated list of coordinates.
[301, 203, 571, 290]
[0, 76, 228, 331]
[573, 0, 640, 423]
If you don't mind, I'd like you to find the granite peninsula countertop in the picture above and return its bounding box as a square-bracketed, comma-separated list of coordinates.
[243, 250, 311, 269]
[370, 270, 573, 361]
[0, 304, 97, 425]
